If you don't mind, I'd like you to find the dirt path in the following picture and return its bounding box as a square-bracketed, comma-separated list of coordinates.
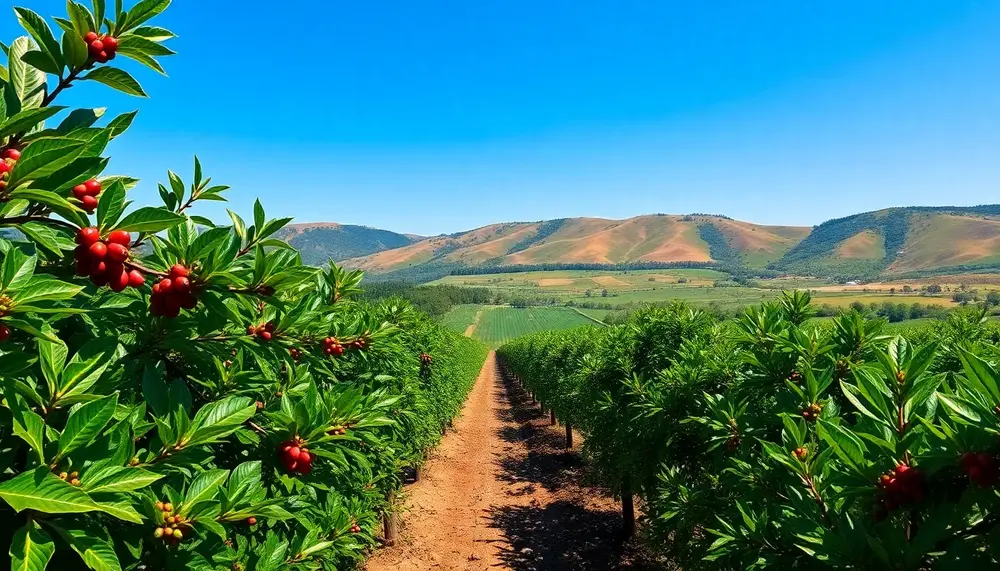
[463, 308, 485, 337]
[365, 352, 659, 571]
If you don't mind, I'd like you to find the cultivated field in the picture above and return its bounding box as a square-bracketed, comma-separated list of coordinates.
[431, 268, 1000, 312]
[442, 306, 599, 347]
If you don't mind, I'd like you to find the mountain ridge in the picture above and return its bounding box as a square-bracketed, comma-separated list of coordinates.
[278, 205, 1000, 282]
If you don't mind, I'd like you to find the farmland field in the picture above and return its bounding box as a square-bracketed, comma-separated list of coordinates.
[471, 306, 599, 347]
[427, 268, 1000, 312]
[440, 304, 484, 333]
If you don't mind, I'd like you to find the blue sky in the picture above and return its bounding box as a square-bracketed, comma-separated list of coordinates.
[4, 1, 1000, 235]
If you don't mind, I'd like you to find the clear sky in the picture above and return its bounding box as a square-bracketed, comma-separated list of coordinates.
[4, 1, 1000, 235]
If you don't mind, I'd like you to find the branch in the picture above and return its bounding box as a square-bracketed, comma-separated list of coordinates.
[124, 260, 168, 279]
[41, 66, 86, 108]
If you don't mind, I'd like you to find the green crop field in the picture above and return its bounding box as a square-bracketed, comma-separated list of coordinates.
[471, 306, 598, 347]
[440, 304, 484, 333]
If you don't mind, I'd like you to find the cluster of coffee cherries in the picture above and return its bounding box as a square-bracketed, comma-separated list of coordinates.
[54, 469, 80, 486]
[245, 517, 257, 526]
[278, 437, 313, 475]
[875, 462, 925, 517]
[84, 31, 118, 64]
[288, 347, 302, 361]
[150, 265, 197, 318]
[75, 228, 144, 291]
[71, 178, 103, 213]
[349, 522, 361, 534]
[961, 452, 999, 488]
[351, 337, 368, 351]
[152, 501, 186, 544]
[322, 336, 344, 356]
[248, 321, 275, 341]
[327, 425, 349, 437]
[0, 147, 21, 191]
[420, 352, 433, 366]
[801, 402, 823, 423]
[792, 447, 809, 461]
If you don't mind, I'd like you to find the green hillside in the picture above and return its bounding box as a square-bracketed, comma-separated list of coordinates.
[772, 205, 1000, 278]
[277, 223, 418, 266]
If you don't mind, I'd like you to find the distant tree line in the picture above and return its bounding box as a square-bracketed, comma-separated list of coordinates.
[450, 261, 724, 275]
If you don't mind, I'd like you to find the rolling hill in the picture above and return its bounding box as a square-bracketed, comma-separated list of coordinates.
[773, 205, 1000, 277]
[340, 215, 811, 279]
[276, 223, 419, 266]
[283, 206, 1000, 282]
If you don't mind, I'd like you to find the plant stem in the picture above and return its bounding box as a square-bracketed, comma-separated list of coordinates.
[41, 67, 85, 108]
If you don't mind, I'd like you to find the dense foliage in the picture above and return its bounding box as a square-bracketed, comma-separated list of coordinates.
[499, 292, 1000, 569]
[0, 3, 487, 569]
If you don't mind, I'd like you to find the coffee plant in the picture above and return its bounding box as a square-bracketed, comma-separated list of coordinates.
[0, 2, 488, 569]
[499, 293, 1000, 569]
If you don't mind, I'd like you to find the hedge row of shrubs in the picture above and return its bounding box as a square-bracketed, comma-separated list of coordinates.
[498, 293, 1000, 569]
[0, 2, 488, 569]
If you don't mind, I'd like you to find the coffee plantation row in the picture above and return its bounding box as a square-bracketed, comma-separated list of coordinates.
[0, 1, 489, 569]
[498, 292, 1000, 569]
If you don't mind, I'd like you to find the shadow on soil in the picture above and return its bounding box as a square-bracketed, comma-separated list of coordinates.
[488, 364, 665, 570]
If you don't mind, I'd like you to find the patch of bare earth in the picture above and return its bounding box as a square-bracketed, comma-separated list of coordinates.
[464, 309, 485, 337]
[365, 353, 662, 571]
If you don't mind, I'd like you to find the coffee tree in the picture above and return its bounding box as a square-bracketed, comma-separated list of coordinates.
[499, 294, 1000, 569]
[0, 2, 488, 569]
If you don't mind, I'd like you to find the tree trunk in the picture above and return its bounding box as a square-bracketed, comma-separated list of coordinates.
[383, 494, 399, 545]
[566, 423, 573, 448]
[550, 409, 557, 426]
[621, 475, 635, 539]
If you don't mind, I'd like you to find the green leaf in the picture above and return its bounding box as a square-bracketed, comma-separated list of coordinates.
[0, 106, 64, 139]
[57, 394, 117, 460]
[817, 420, 867, 474]
[5, 317, 61, 343]
[10, 520, 55, 571]
[61, 31, 88, 69]
[16, 222, 68, 258]
[57, 108, 106, 133]
[38, 331, 67, 398]
[132, 26, 175, 41]
[7, 190, 85, 227]
[253, 199, 264, 231]
[9, 397, 45, 464]
[57, 338, 118, 402]
[1, 248, 35, 291]
[181, 469, 227, 513]
[107, 110, 137, 138]
[82, 67, 147, 97]
[116, 33, 174, 57]
[9, 37, 45, 109]
[937, 392, 982, 423]
[20, 51, 60, 76]
[51, 524, 122, 571]
[96, 180, 127, 230]
[0, 468, 101, 515]
[82, 466, 163, 494]
[12, 276, 83, 305]
[115, 207, 184, 233]
[9, 137, 89, 186]
[15, 9, 62, 73]
[186, 397, 255, 446]
[124, 0, 171, 29]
